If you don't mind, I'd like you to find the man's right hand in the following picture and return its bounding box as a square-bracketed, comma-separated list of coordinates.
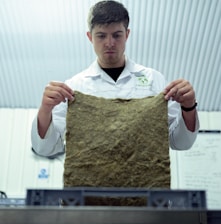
[41, 81, 74, 112]
[37, 81, 74, 138]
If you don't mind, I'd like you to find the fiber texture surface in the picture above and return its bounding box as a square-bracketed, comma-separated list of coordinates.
[64, 91, 170, 194]
[64, 91, 170, 205]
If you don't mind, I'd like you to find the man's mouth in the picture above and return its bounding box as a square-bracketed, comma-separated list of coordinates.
[105, 51, 115, 54]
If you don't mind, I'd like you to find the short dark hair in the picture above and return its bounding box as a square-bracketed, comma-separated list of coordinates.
[88, 0, 129, 31]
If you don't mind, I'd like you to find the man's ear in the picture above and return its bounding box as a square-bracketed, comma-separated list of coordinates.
[126, 29, 130, 39]
[87, 31, 92, 42]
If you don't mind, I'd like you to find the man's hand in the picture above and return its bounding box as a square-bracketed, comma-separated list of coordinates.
[41, 81, 74, 113]
[164, 79, 196, 108]
[38, 81, 74, 138]
[164, 79, 197, 132]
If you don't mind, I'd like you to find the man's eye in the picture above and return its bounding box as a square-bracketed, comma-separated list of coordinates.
[113, 34, 122, 39]
[97, 35, 105, 39]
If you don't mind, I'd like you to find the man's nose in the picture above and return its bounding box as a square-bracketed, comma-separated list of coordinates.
[105, 36, 114, 47]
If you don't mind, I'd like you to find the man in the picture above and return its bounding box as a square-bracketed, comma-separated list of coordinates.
[31, 0, 199, 158]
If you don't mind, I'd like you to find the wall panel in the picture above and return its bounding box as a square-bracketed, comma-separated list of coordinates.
[0, 0, 220, 110]
[0, 109, 64, 197]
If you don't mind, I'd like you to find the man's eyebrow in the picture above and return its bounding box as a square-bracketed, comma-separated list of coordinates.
[113, 31, 124, 34]
[95, 32, 105, 35]
[95, 31, 124, 35]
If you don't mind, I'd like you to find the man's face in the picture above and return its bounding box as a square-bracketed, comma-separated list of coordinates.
[87, 23, 130, 68]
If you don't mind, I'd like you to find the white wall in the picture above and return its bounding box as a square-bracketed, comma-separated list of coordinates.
[0, 109, 64, 198]
[0, 0, 220, 111]
[0, 109, 220, 208]
[170, 111, 221, 209]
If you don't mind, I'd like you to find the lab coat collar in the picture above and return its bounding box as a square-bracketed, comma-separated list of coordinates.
[85, 56, 146, 80]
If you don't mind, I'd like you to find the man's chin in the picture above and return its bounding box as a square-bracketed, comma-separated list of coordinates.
[104, 57, 119, 65]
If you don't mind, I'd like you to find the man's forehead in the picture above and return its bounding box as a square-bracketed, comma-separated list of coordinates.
[93, 22, 125, 32]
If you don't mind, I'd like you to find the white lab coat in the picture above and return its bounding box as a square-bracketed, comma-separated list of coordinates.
[31, 58, 199, 157]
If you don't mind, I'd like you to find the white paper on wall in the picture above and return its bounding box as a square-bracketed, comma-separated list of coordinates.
[174, 131, 221, 209]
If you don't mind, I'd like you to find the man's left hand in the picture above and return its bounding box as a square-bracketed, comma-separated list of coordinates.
[164, 79, 196, 108]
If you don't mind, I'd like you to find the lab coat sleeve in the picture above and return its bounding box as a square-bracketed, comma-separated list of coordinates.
[31, 102, 67, 158]
[168, 100, 199, 150]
